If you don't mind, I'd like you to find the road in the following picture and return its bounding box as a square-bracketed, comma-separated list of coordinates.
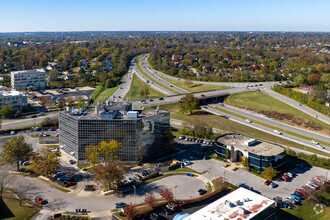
[1, 112, 59, 130]
[213, 103, 330, 145]
[139, 55, 189, 94]
[143, 54, 284, 88]
[202, 106, 330, 154]
[263, 88, 330, 125]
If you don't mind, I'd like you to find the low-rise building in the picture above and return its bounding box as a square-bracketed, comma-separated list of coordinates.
[184, 187, 276, 220]
[11, 69, 46, 90]
[0, 90, 27, 110]
[59, 101, 171, 162]
[215, 133, 286, 171]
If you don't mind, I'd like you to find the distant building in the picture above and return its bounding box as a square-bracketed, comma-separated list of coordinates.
[59, 101, 171, 162]
[0, 90, 27, 110]
[11, 69, 46, 90]
[215, 133, 286, 171]
[185, 187, 276, 220]
[299, 85, 316, 94]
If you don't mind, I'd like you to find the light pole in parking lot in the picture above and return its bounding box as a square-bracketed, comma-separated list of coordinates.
[133, 185, 136, 204]
[174, 185, 178, 201]
[223, 171, 226, 183]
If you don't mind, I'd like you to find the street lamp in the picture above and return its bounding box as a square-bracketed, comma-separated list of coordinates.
[223, 171, 226, 183]
[133, 185, 136, 205]
[174, 185, 178, 201]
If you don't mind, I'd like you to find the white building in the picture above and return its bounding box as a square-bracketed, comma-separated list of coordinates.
[0, 90, 27, 110]
[184, 187, 275, 220]
[11, 69, 46, 90]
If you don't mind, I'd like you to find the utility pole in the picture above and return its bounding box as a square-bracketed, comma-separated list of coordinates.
[223, 171, 226, 183]
[133, 185, 136, 205]
[174, 185, 178, 201]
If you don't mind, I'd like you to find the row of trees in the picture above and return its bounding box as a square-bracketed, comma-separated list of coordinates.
[180, 121, 214, 139]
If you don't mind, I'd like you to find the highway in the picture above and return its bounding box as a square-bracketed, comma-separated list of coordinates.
[202, 106, 330, 154]
[139, 55, 189, 94]
[142, 53, 283, 88]
[213, 103, 330, 144]
[263, 87, 330, 125]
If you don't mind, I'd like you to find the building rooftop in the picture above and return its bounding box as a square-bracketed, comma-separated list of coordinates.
[216, 133, 285, 156]
[11, 69, 46, 74]
[185, 187, 274, 220]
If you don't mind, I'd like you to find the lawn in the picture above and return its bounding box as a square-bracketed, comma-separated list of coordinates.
[224, 91, 330, 133]
[145, 103, 330, 157]
[0, 191, 39, 220]
[90, 85, 105, 99]
[124, 74, 165, 101]
[93, 85, 119, 105]
[145, 56, 228, 93]
[136, 57, 179, 94]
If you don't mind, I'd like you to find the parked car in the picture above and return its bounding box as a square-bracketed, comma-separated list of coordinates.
[269, 182, 277, 188]
[179, 135, 185, 140]
[38, 112, 45, 116]
[31, 115, 38, 118]
[198, 189, 207, 195]
[161, 207, 173, 215]
[115, 202, 128, 208]
[35, 197, 46, 204]
[237, 183, 249, 189]
[69, 160, 76, 164]
[264, 180, 272, 186]
[166, 204, 176, 211]
[10, 131, 16, 135]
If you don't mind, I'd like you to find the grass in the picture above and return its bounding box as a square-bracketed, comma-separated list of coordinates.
[279, 198, 330, 220]
[210, 105, 330, 147]
[145, 103, 330, 157]
[90, 85, 105, 99]
[124, 74, 165, 101]
[170, 166, 201, 174]
[224, 91, 330, 132]
[136, 57, 179, 94]
[145, 56, 228, 93]
[144, 172, 195, 184]
[0, 191, 40, 220]
[93, 85, 119, 105]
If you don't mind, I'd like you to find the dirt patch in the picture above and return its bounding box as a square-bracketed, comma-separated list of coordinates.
[232, 104, 328, 135]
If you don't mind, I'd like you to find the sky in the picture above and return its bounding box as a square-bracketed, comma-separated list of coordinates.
[0, 0, 329, 32]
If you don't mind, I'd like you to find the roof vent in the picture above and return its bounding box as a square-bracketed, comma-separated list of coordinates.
[244, 198, 249, 202]
[239, 207, 246, 214]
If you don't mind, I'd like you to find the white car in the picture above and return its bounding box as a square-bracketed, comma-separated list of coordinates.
[274, 130, 282, 135]
[179, 135, 185, 140]
[184, 161, 192, 166]
[246, 119, 252, 123]
[10, 131, 16, 135]
[311, 140, 318, 144]
[269, 182, 277, 188]
[316, 144, 325, 149]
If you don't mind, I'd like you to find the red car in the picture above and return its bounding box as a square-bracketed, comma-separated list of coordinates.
[35, 197, 45, 204]
[280, 174, 290, 182]
[264, 180, 272, 186]
[295, 189, 306, 196]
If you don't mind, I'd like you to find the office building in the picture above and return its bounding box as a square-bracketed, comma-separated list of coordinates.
[0, 90, 27, 110]
[11, 69, 46, 90]
[215, 133, 286, 171]
[59, 101, 171, 162]
[184, 187, 276, 220]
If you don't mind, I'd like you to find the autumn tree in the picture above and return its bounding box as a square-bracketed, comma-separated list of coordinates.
[0, 168, 12, 198]
[160, 187, 174, 203]
[263, 167, 277, 181]
[241, 156, 248, 167]
[66, 96, 75, 107]
[0, 136, 33, 171]
[92, 161, 124, 190]
[85, 145, 100, 165]
[145, 192, 156, 208]
[179, 94, 200, 115]
[30, 145, 61, 177]
[57, 99, 65, 110]
[124, 203, 136, 220]
[99, 140, 122, 162]
[286, 148, 296, 157]
[139, 86, 150, 99]
[213, 177, 227, 191]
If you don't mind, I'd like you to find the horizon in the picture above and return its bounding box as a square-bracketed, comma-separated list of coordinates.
[1, 0, 329, 32]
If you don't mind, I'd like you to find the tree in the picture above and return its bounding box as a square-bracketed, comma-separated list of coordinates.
[76, 96, 85, 109]
[0, 105, 14, 119]
[98, 140, 122, 162]
[286, 148, 296, 157]
[144, 192, 156, 208]
[159, 187, 174, 203]
[184, 79, 193, 87]
[0, 136, 33, 171]
[0, 168, 12, 198]
[293, 74, 306, 86]
[263, 167, 277, 181]
[179, 94, 200, 115]
[39, 57, 48, 67]
[85, 145, 100, 165]
[66, 96, 75, 107]
[92, 161, 124, 190]
[241, 156, 248, 167]
[139, 86, 150, 99]
[124, 203, 136, 220]
[307, 73, 321, 85]
[30, 145, 61, 177]
[225, 149, 230, 160]
[14, 180, 36, 206]
[213, 177, 226, 191]
[57, 99, 65, 110]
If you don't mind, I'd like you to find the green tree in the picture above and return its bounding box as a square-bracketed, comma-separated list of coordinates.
[179, 94, 200, 115]
[293, 74, 306, 86]
[39, 57, 48, 67]
[286, 147, 296, 157]
[57, 99, 65, 110]
[225, 149, 230, 160]
[30, 145, 61, 177]
[0, 105, 14, 119]
[263, 167, 277, 181]
[241, 156, 248, 167]
[0, 136, 33, 171]
[76, 96, 85, 108]
[139, 86, 150, 99]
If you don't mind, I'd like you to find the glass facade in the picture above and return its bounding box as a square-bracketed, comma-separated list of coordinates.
[59, 111, 170, 162]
